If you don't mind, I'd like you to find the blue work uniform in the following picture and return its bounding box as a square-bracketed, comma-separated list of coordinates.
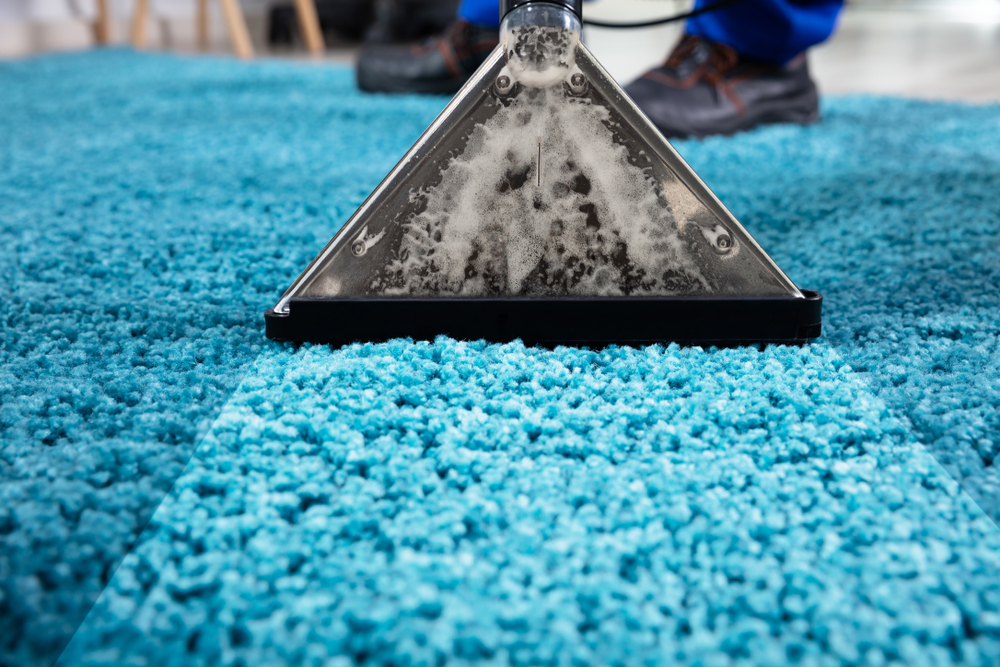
[457, 0, 844, 65]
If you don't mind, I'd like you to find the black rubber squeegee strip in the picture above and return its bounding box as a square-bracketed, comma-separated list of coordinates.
[265, 291, 822, 348]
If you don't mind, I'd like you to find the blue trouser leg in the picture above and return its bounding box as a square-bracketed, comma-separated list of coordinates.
[459, 0, 844, 64]
[686, 0, 844, 63]
[457, 0, 502, 27]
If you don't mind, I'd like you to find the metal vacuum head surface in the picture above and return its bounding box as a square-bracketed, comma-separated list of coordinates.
[265, 1, 822, 347]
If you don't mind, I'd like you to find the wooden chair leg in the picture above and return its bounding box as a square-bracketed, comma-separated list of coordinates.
[217, 0, 254, 59]
[293, 0, 325, 56]
[132, 0, 149, 48]
[197, 0, 209, 51]
[95, 0, 111, 44]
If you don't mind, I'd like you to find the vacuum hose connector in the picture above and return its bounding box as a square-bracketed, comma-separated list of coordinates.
[499, 0, 582, 88]
[500, 0, 583, 22]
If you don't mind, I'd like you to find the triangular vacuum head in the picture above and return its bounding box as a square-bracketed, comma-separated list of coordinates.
[265, 0, 821, 346]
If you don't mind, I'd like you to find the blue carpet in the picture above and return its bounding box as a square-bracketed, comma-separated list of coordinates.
[1, 50, 998, 667]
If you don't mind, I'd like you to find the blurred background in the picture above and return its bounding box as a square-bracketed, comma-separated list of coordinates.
[1, 0, 999, 100]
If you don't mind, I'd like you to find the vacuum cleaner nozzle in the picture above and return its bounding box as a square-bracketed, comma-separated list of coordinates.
[266, 0, 822, 347]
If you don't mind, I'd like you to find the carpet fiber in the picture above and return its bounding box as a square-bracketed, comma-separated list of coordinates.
[1, 50, 998, 667]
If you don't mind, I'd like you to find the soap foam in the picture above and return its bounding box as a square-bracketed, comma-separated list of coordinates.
[377, 47, 713, 297]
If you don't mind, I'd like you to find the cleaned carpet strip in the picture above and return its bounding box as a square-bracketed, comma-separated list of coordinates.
[63, 341, 1000, 666]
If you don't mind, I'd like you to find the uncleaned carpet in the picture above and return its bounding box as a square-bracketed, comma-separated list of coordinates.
[0, 50, 998, 667]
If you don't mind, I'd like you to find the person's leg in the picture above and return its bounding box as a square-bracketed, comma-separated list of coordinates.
[624, 0, 845, 138]
[356, 0, 846, 137]
[451, 0, 844, 45]
[686, 0, 843, 64]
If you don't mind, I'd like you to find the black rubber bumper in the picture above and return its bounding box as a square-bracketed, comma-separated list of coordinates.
[264, 290, 822, 347]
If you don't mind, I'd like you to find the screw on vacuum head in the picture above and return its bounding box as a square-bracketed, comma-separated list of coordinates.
[351, 239, 367, 256]
[714, 233, 733, 254]
[495, 75, 514, 94]
[567, 72, 588, 95]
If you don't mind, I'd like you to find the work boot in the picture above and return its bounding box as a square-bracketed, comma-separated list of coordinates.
[624, 35, 820, 139]
[356, 20, 499, 94]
